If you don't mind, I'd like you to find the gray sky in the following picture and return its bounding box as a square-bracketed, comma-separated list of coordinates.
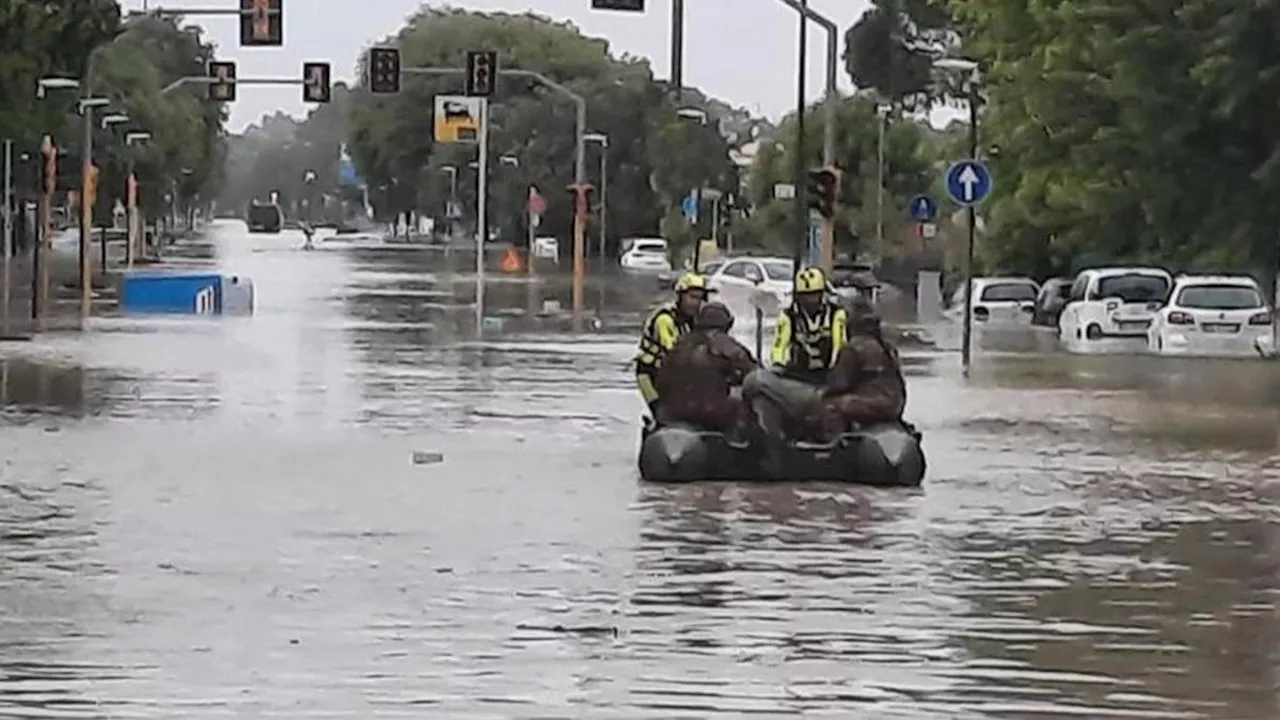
[123, 0, 872, 132]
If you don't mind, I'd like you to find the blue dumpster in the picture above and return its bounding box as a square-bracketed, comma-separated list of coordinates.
[120, 271, 223, 314]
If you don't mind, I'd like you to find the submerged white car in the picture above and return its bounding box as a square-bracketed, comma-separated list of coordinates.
[619, 237, 671, 274]
[1148, 275, 1273, 357]
[945, 276, 1039, 325]
[1058, 267, 1172, 354]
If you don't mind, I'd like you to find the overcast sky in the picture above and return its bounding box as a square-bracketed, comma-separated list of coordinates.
[121, 0, 872, 132]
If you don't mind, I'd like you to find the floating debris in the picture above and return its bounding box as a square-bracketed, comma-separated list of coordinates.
[412, 451, 444, 465]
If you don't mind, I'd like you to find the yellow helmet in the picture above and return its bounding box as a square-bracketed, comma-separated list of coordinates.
[794, 267, 827, 293]
[674, 272, 711, 293]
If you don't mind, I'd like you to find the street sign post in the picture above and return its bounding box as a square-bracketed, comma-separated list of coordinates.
[944, 159, 992, 207]
[433, 95, 482, 143]
[943, 158, 992, 378]
[908, 194, 938, 222]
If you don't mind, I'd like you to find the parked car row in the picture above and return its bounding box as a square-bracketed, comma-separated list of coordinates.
[947, 267, 1274, 358]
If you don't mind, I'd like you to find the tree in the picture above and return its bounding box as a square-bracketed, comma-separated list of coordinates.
[0, 0, 122, 150]
[742, 95, 933, 258]
[78, 15, 227, 215]
[345, 9, 744, 257]
[948, 0, 1280, 277]
[844, 0, 955, 109]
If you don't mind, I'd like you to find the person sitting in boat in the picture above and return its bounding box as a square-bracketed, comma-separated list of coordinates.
[656, 301, 758, 436]
[769, 266, 848, 383]
[816, 293, 907, 440]
[635, 271, 712, 418]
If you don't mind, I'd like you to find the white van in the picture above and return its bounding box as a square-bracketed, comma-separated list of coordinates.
[1058, 266, 1172, 353]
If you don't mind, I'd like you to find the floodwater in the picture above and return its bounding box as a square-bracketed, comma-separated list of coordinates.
[0, 220, 1276, 718]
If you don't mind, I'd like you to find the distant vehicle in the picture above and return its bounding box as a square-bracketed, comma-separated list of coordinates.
[707, 255, 794, 309]
[1032, 277, 1072, 326]
[945, 276, 1039, 325]
[532, 236, 559, 262]
[1148, 275, 1272, 357]
[1058, 266, 1172, 354]
[831, 261, 880, 303]
[619, 237, 671, 274]
[246, 203, 282, 233]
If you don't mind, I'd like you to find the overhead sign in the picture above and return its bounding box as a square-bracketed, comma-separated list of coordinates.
[944, 159, 992, 207]
[908, 194, 937, 222]
[433, 95, 483, 143]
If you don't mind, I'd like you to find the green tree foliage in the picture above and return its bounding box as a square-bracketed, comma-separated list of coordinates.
[844, 0, 955, 109]
[742, 96, 934, 257]
[344, 9, 742, 256]
[85, 15, 227, 211]
[951, 0, 1280, 279]
[0, 0, 121, 149]
[219, 85, 353, 222]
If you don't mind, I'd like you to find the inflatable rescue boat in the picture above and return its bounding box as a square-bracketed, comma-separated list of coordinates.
[638, 420, 925, 486]
[637, 369, 925, 486]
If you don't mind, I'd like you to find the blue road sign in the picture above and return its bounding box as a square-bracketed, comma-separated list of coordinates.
[944, 159, 992, 207]
[908, 194, 937, 222]
[681, 191, 699, 223]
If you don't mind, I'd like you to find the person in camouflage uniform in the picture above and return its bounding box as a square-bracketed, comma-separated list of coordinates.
[656, 301, 759, 437]
[815, 294, 907, 440]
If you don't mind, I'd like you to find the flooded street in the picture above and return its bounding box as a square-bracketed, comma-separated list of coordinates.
[0, 220, 1276, 718]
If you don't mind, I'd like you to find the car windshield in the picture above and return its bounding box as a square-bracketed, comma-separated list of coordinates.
[980, 282, 1037, 302]
[1096, 273, 1168, 303]
[762, 261, 793, 281]
[1176, 284, 1262, 310]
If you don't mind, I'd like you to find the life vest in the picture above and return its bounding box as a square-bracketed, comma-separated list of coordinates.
[785, 304, 838, 373]
[635, 303, 691, 374]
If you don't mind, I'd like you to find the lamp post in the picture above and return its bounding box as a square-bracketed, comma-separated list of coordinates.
[98, 112, 129, 272]
[33, 77, 81, 325]
[76, 96, 110, 322]
[934, 56, 982, 375]
[874, 103, 891, 262]
[123, 130, 150, 267]
[583, 133, 608, 271]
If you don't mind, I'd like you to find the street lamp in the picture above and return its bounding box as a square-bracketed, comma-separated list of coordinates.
[874, 103, 891, 261]
[499, 155, 519, 167]
[933, 56, 982, 375]
[75, 96, 111, 321]
[676, 107, 706, 123]
[35, 77, 79, 99]
[100, 113, 129, 129]
[583, 133, 609, 276]
[122, 131, 150, 267]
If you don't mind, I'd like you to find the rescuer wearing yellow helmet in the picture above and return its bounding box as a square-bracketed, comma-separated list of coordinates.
[635, 271, 714, 416]
[769, 266, 847, 383]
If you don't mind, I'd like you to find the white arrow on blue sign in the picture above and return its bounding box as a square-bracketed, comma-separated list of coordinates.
[944, 159, 992, 207]
[908, 194, 937, 222]
[681, 191, 699, 223]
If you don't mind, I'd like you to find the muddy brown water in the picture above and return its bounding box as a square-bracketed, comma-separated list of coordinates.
[0, 221, 1274, 718]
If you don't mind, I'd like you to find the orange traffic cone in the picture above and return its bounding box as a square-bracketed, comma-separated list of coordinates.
[500, 247, 523, 273]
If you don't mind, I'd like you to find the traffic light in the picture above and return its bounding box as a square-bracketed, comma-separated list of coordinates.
[303, 62, 331, 103]
[465, 50, 497, 97]
[368, 47, 401, 94]
[239, 0, 282, 46]
[807, 166, 841, 218]
[208, 61, 236, 102]
[591, 0, 645, 9]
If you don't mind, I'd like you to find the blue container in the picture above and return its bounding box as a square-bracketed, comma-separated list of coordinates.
[120, 271, 223, 315]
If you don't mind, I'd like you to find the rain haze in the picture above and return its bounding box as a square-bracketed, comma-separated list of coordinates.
[123, 0, 869, 130]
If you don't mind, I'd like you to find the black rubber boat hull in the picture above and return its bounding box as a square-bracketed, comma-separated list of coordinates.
[637, 422, 926, 486]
